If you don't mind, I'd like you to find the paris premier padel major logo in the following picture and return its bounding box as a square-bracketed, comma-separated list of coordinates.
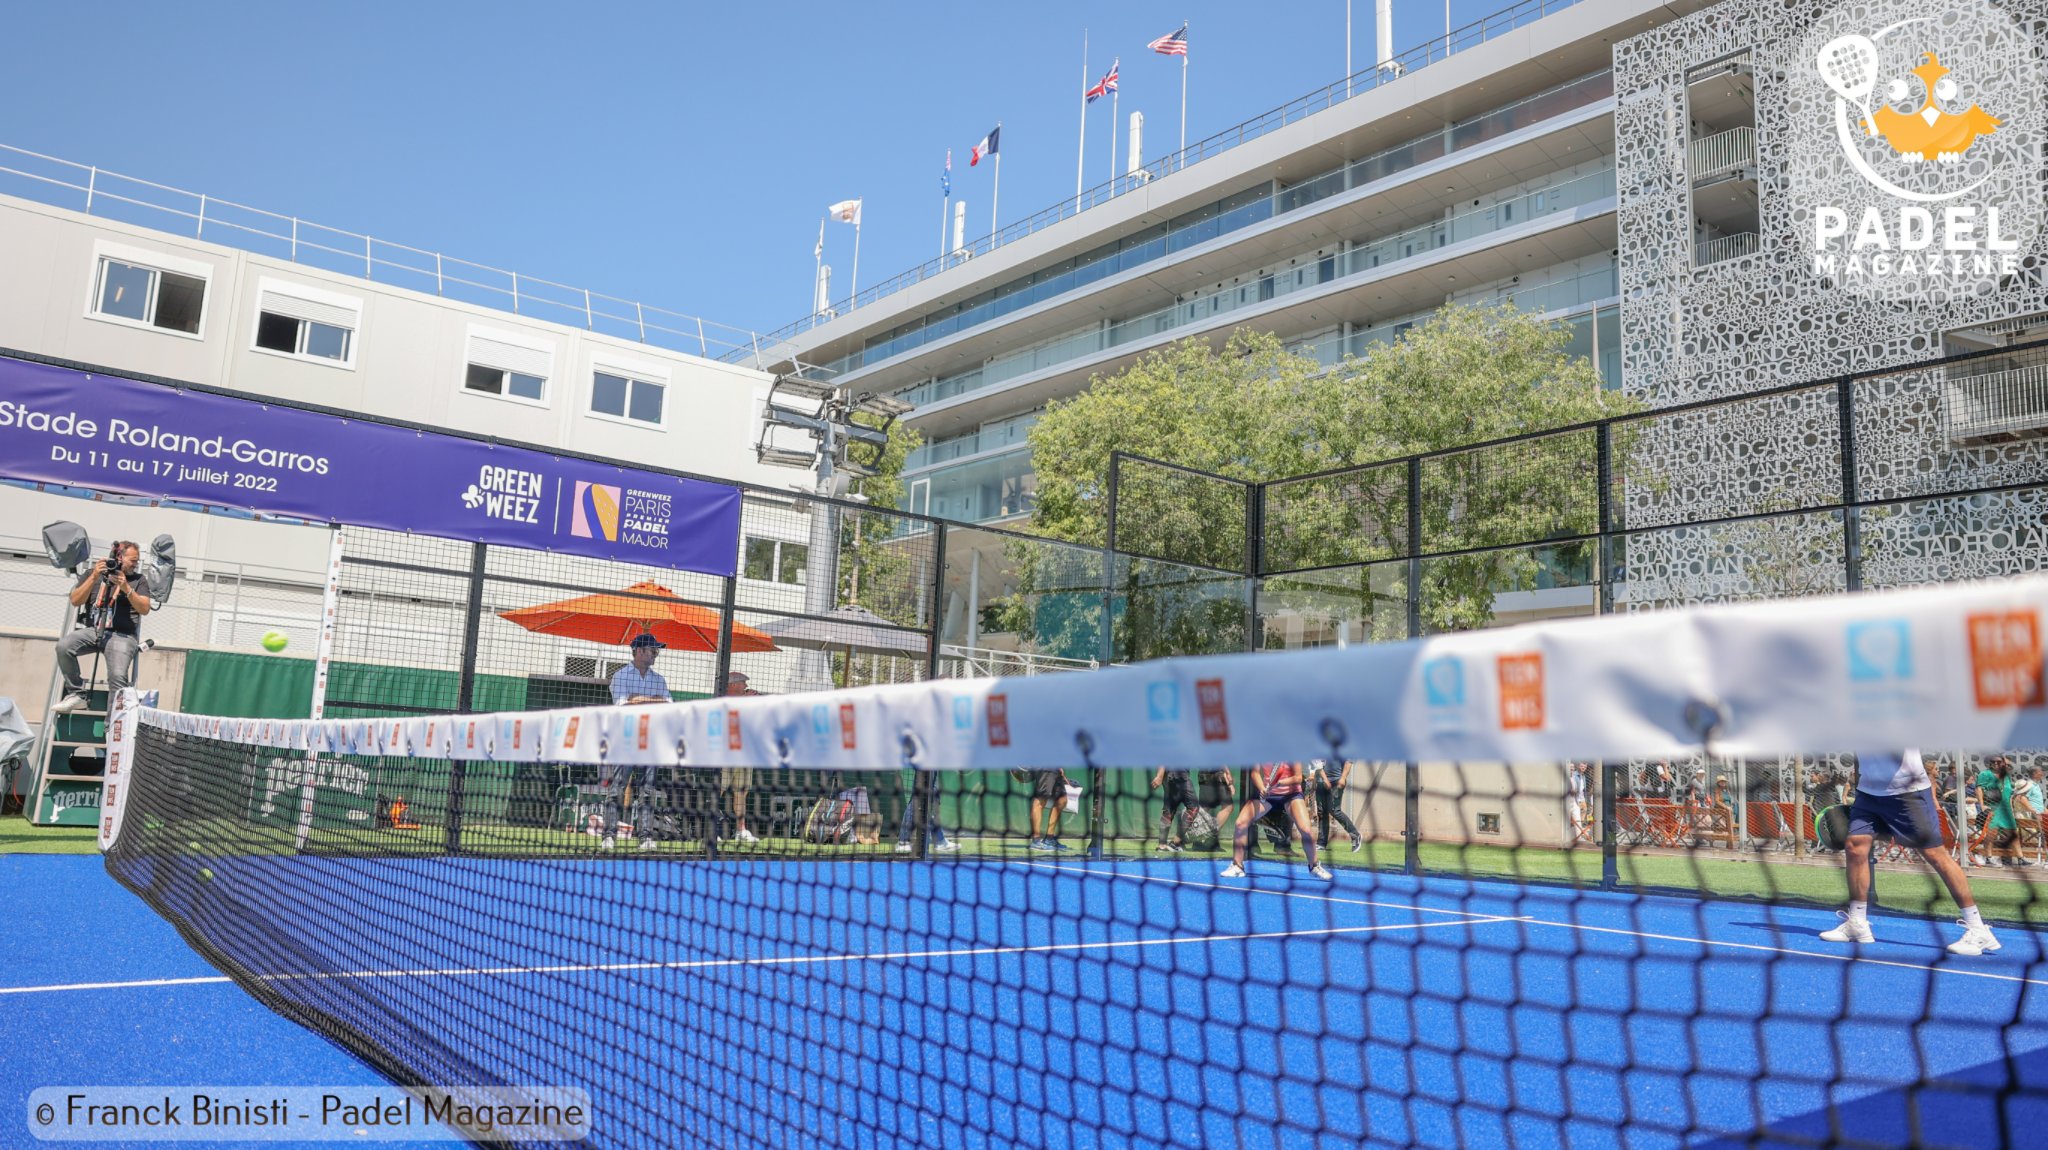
[1793, 2, 2044, 301]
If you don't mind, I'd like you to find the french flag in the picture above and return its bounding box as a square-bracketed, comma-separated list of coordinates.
[970, 125, 1000, 166]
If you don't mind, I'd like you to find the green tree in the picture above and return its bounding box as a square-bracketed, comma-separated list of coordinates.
[1019, 304, 1638, 651]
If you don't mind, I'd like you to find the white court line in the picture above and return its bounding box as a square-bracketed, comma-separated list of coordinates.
[0, 915, 1526, 997]
[1013, 859, 1501, 919]
[1030, 858, 2048, 989]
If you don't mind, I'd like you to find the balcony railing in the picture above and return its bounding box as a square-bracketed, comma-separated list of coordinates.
[0, 144, 767, 367]
[806, 71, 1615, 379]
[892, 164, 1617, 409]
[754, 0, 1599, 349]
[1694, 232, 1760, 267]
[1944, 362, 2048, 443]
[938, 645, 1099, 678]
[1688, 126, 1755, 181]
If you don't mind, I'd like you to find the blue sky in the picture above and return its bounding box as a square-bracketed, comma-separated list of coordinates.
[4, 1, 1487, 338]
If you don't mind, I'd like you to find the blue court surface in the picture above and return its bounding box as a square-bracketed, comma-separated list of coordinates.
[17, 848, 2048, 1149]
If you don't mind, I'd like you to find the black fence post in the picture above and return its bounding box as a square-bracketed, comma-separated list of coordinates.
[1403, 761, 1422, 876]
[1246, 479, 1265, 653]
[446, 541, 488, 855]
[711, 574, 738, 693]
[1403, 458, 1423, 877]
[1596, 423, 1616, 615]
[1601, 761, 1620, 891]
[1596, 426, 1621, 889]
[1838, 379, 1863, 593]
[1101, 454, 1122, 668]
[911, 522, 947, 861]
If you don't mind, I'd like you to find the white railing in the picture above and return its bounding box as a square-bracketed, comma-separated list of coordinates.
[1695, 232, 1759, 267]
[0, 144, 767, 368]
[1688, 126, 1755, 180]
[1944, 362, 2048, 443]
[938, 644, 1098, 678]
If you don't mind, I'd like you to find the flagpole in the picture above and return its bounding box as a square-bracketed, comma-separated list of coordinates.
[939, 192, 948, 262]
[1075, 30, 1088, 210]
[991, 129, 1001, 238]
[1180, 22, 1189, 161]
[1109, 72, 1119, 187]
[851, 206, 861, 305]
[813, 217, 825, 317]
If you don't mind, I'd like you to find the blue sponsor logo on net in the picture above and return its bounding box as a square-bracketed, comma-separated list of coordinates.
[1146, 682, 1180, 723]
[1846, 618, 1914, 682]
[1423, 657, 1465, 707]
[708, 709, 725, 740]
[812, 705, 832, 741]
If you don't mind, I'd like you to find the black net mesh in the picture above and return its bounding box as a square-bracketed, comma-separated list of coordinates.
[105, 705, 2048, 1150]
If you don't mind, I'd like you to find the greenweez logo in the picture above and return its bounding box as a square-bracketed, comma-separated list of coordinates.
[1796, 2, 2046, 300]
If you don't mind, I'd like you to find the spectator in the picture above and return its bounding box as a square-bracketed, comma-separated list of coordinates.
[1567, 761, 1592, 846]
[720, 671, 760, 844]
[894, 768, 959, 855]
[1198, 767, 1238, 829]
[1647, 761, 1676, 799]
[599, 633, 668, 852]
[1028, 768, 1072, 852]
[1151, 766, 1198, 852]
[2012, 764, 2043, 866]
[1980, 756, 2022, 867]
[1309, 760, 1364, 852]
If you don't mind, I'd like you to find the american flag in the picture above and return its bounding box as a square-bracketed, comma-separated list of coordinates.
[1149, 25, 1188, 56]
[1085, 59, 1120, 103]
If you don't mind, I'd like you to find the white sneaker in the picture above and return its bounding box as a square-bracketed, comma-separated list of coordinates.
[1310, 864, 1334, 880]
[599, 837, 616, 852]
[51, 693, 89, 714]
[1155, 842, 1176, 853]
[1219, 862, 1246, 878]
[737, 827, 758, 842]
[638, 839, 656, 852]
[894, 842, 913, 854]
[1949, 922, 2001, 956]
[1819, 912, 1874, 944]
[933, 841, 961, 853]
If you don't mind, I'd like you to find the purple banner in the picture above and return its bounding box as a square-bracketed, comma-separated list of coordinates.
[0, 357, 742, 577]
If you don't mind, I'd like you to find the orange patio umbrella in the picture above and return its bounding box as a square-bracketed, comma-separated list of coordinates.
[497, 580, 778, 653]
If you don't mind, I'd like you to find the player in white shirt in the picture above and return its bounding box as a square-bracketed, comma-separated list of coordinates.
[1818, 749, 1998, 956]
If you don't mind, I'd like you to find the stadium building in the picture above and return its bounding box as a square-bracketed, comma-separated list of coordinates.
[751, 0, 2048, 627]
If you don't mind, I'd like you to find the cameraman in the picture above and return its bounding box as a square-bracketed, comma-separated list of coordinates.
[51, 541, 151, 714]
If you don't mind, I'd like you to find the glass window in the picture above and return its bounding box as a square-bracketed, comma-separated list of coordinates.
[303, 321, 351, 362]
[465, 363, 505, 395]
[778, 542, 808, 585]
[96, 260, 152, 322]
[507, 371, 545, 401]
[743, 538, 777, 581]
[96, 259, 205, 333]
[591, 372, 629, 418]
[154, 272, 204, 333]
[593, 371, 663, 425]
[255, 311, 299, 353]
[627, 378, 664, 424]
[742, 538, 807, 585]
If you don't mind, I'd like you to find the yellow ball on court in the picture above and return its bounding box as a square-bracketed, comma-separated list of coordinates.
[197, 868, 214, 881]
[260, 630, 290, 653]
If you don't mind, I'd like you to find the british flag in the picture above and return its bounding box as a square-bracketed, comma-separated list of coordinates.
[1085, 59, 1120, 103]
[1149, 25, 1188, 56]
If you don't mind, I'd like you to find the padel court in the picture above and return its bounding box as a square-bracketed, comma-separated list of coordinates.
[19, 847, 2040, 1149]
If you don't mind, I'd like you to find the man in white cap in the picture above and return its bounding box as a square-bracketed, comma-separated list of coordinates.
[610, 633, 671, 705]
[599, 633, 671, 851]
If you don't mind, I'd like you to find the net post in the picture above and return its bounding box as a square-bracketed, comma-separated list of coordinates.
[1403, 761, 1421, 875]
[1078, 732, 1107, 860]
[1837, 378, 1863, 593]
[1600, 760, 1620, 891]
[903, 734, 930, 860]
[447, 541, 488, 856]
[911, 523, 946, 862]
